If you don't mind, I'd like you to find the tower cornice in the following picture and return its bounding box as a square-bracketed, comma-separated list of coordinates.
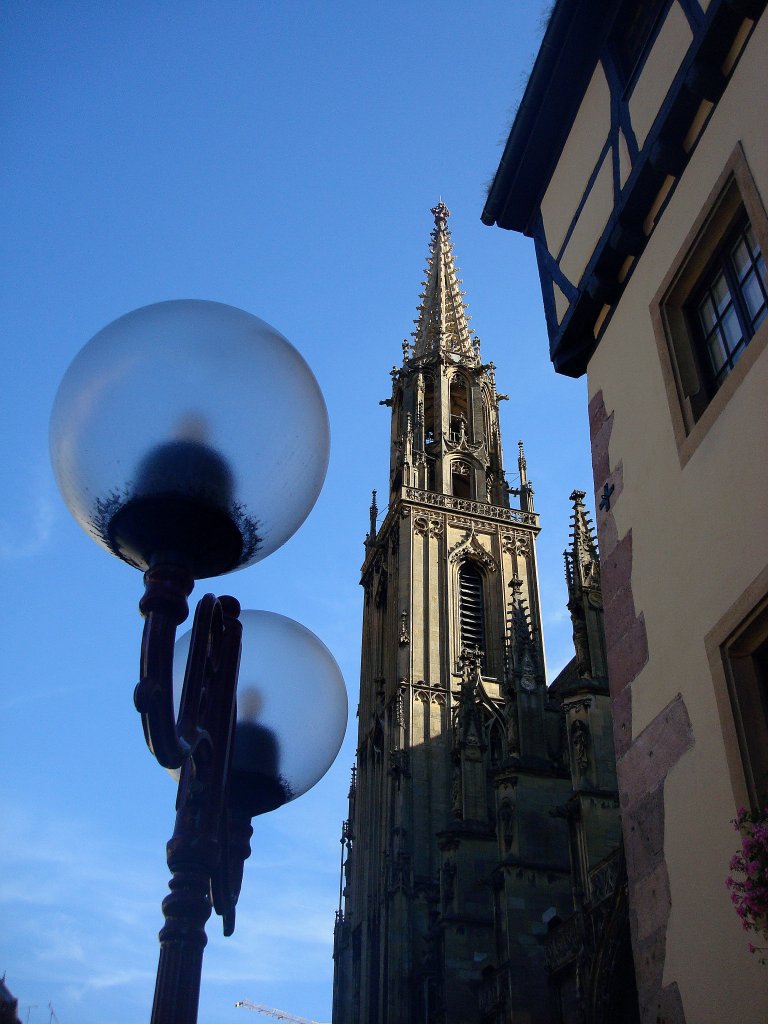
[400, 488, 539, 531]
[360, 490, 540, 580]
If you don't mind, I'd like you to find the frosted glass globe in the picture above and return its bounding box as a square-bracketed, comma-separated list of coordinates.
[174, 610, 347, 814]
[50, 300, 330, 578]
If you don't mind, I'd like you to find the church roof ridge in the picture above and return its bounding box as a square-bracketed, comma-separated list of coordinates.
[408, 202, 481, 366]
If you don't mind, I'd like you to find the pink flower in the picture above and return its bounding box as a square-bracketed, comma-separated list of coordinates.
[726, 806, 768, 955]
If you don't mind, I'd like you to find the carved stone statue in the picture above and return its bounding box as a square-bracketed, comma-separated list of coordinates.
[570, 718, 590, 774]
[504, 694, 520, 754]
[498, 800, 515, 854]
[451, 766, 463, 819]
[572, 610, 591, 677]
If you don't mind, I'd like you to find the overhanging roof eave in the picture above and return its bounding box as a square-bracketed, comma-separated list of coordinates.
[482, 0, 614, 234]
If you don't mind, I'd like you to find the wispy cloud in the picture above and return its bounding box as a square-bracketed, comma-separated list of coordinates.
[63, 967, 156, 1002]
[543, 606, 570, 627]
[0, 801, 161, 994]
[0, 461, 57, 560]
[0, 795, 339, 1011]
[0, 682, 97, 715]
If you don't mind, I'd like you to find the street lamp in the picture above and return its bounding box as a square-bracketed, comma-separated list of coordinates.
[49, 300, 347, 1024]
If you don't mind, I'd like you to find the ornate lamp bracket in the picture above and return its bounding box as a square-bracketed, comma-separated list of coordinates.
[135, 563, 217, 769]
[133, 564, 249, 1023]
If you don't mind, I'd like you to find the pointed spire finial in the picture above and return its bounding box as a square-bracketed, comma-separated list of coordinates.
[431, 200, 450, 227]
[567, 489, 599, 594]
[366, 488, 378, 546]
[516, 441, 534, 512]
[411, 203, 480, 364]
[508, 577, 539, 688]
[566, 490, 602, 678]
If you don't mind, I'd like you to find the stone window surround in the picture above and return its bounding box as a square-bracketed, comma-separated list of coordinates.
[705, 561, 768, 813]
[688, 214, 767, 390]
[650, 142, 768, 467]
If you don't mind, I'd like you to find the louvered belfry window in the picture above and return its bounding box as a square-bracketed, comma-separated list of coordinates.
[458, 562, 485, 664]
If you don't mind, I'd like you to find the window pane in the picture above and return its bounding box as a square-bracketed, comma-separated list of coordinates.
[707, 329, 729, 376]
[742, 268, 767, 324]
[721, 306, 743, 353]
[746, 223, 760, 260]
[697, 294, 716, 333]
[684, 212, 765, 408]
[712, 271, 731, 315]
[731, 237, 751, 282]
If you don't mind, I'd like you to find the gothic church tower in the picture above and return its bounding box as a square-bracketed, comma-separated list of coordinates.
[333, 205, 577, 1024]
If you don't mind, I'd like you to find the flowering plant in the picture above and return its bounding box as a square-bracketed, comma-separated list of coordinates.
[726, 806, 768, 962]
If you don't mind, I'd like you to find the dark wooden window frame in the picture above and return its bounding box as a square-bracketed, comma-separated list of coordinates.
[651, 144, 768, 466]
[686, 214, 768, 399]
[706, 565, 768, 814]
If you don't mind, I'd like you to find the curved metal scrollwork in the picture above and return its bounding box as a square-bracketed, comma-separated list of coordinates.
[134, 563, 197, 769]
[133, 564, 251, 1024]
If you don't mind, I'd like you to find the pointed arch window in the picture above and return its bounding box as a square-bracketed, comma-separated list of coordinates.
[423, 376, 435, 445]
[488, 717, 504, 765]
[458, 561, 486, 666]
[451, 460, 472, 499]
[450, 375, 469, 441]
[481, 387, 495, 455]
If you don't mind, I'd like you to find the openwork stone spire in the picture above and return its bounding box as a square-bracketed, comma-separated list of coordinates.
[564, 490, 605, 681]
[508, 576, 540, 690]
[409, 201, 480, 364]
[564, 489, 600, 598]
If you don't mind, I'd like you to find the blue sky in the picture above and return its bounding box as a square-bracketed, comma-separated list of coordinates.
[0, 3, 594, 1023]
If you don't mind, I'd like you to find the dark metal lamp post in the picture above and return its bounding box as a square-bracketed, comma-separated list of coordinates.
[49, 300, 347, 1024]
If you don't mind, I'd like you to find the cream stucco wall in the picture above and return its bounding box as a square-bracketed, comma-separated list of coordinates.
[628, 2, 693, 148]
[618, 129, 632, 188]
[540, 64, 611, 259]
[559, 151, 614, 287]
[553, 280, 570, 324]
[539, 3, 700, 319]
[585, 14, 768, 1021]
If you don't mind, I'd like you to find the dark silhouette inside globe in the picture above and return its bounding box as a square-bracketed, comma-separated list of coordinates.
[107, 493, 245, 578]
[229, 721, 293, 817]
